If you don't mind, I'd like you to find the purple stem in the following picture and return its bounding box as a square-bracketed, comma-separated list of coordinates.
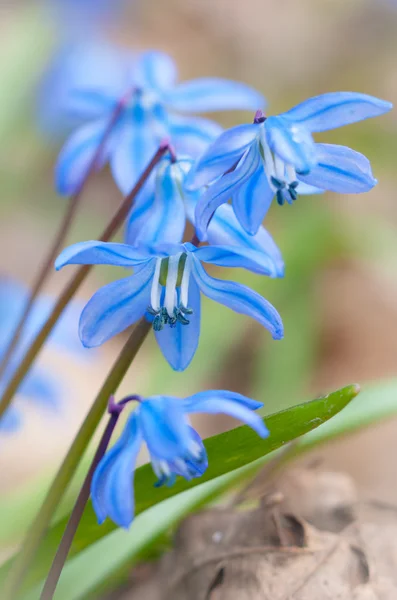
[40, 395, 138, 600]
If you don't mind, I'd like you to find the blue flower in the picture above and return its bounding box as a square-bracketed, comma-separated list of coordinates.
[38, 40, 127, 138]
[55, 50, 265, 196]
[55, 240, 283, 371]
[125, 156, 284, 277]
[91, 391, 268, 528]
[0, 278, 86, 433]
[186, 92, 393, 238]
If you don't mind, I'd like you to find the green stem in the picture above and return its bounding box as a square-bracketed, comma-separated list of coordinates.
[3, 319, 151, 600]
[0, 143, 168, 420]
[0, 95, 128, 381]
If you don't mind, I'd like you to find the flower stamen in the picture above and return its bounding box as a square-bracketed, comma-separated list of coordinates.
[260, 130, 300, 204]
[147, 253, 194, 331]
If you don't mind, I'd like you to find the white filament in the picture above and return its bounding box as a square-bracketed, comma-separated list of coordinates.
[180, 255, 192, 308]
[189, 439, 202, 459]
[156, 459, 171, 477]
[150, 258, 162, 312]
[260, 127, 276, 185]
[260, 127, 298, 191]
[286, 164, 297, 184]
[165, 253, 181, 318]
[274, 155, 285, 181]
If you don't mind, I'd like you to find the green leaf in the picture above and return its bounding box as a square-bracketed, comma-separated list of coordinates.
[9, 384, 358, 596]
[300, 377, 397, 449]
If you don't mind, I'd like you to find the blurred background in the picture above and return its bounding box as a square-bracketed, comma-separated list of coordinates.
[0, 0, 397, 552]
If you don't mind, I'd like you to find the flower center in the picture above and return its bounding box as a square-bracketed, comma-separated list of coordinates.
[151, 439, 207, 487]
[147, 253, 193, 331]
[259, 128, 300, 206]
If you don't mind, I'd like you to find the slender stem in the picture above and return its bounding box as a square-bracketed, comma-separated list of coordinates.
[40, 394, 141, 600]
[0, 96, 129, 381]
[2, 319, 151, 600]
[0, 144, 168, 421]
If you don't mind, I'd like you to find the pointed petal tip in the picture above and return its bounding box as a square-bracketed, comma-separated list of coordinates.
[253, 400, 264, 411]
[272, 328, 284, 341]
[381, 100, 393, 113]
[259, 424, 270, 439]
[120, 518, 133, 530]
[80, 332, 97, 349]
[245, 224, 261, 236]
[168, 347, 196, 372]
[196, 226, 209, 243]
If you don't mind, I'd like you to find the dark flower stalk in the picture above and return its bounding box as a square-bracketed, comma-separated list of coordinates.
[0, 142, 170, 421]
[39, 394, 141, 600]
[0, 91, 131, 382]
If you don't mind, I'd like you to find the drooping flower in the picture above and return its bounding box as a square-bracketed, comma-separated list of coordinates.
[91, 391, 268, 528]
[55, 50, 265, 196]
[186, 92, 393, 238]
[125, 156, 284, 277]
[0, 279, 86, 433]
[55, 240, 283, 371]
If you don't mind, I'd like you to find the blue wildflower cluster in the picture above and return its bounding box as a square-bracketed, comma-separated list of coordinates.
[0, 280, 86, 433]
[52, 49, 391, 528]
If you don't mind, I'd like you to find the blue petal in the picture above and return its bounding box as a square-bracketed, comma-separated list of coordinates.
[127, 163, 186, 246]
[155, 277, 201, 371]
[55, 241, 150, 270]
[169, 114, 223, 157]
[38, 40, 128, 136]
[282, 92, 393, 133]
[296, 182, 324, 195]
[183, 391, 268, 438]
[184, 390, 263, 411]
[232, 162, 275, 235]
[55, 118, 115, 196]
[0, 408, 22, 433]
[91, 412, 143, 528]
[167, 427, 208, 480]
[166, 78, 265, 113]
[125, 184, 155, 246]
[0, 278, 85, 358]
[111, 115, 167, 196]
[79, 263, 154, 347]
[298, 143, 377, 193]
[191, 257, 283, 340]
[66, 89, 119, 121]
[194, 144, 260, 241]
[264, 116, 317, 173]
[0, 279, 31, 347]
[132, 51, 178, 93]
[140, 396, 191, 461]
[20, 370, 60, 410]
[206, 204, 284, 277]
[185, 124, 258, 190]
[192, 244, 280, 277]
